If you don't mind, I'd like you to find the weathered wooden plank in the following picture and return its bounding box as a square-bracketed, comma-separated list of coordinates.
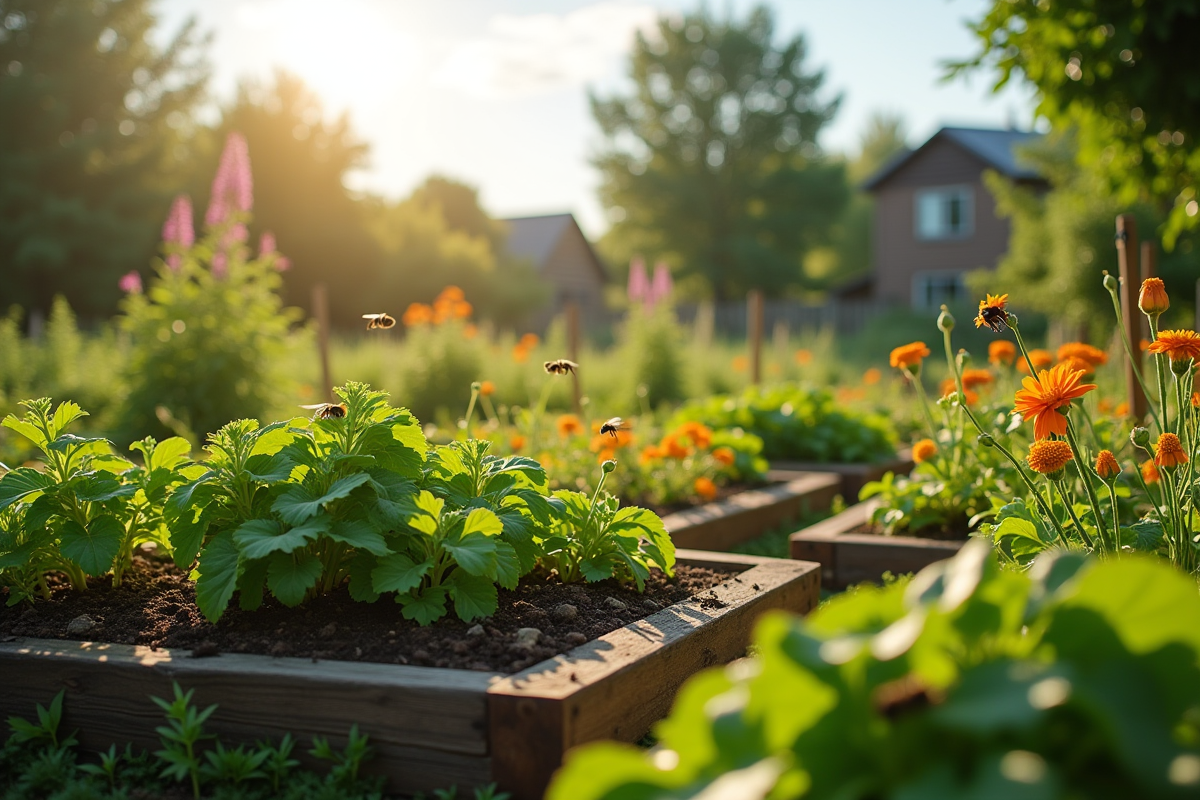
[487, 553, 821, 799]
[662, 473, 840, 551]
[770, 449, 914, 502]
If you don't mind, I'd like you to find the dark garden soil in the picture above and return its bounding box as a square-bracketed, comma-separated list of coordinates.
[0, 558, 735, 674]
[850, 520, 970, 541]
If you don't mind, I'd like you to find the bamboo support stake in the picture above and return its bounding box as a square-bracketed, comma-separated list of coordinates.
[312, 283, 333, 402]
[1116, 215, 1148, 422]
[747, 290, 763, 385]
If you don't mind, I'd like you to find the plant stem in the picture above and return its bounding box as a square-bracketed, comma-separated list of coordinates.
[463, 384, 480, 440]
[1107, 482, 1122, 556]
[1065, 418, 1109, 553]
[1053, 479, 1094, 549]
[1149, 317, 1171, 434]
[1104, 282, 1162, 432]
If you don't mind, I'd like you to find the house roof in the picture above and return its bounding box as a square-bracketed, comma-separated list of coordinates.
[501, 213, 607, 281]
[863, 126, 1045, 190]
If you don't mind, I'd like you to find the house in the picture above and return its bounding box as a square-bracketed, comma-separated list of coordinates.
[862, 126, 1047, 309]
[501, 213, 608, 325]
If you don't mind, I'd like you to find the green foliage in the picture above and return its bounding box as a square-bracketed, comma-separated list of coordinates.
[0, 398, 189, 600]
[397, 318, 484, 425]
[5, 690, 74, 751]
[619, 307, 687, 408]
[152, 684, 216, 799]
[672, 383, 897, 463]
[309, 725, 372, 790]
[593, 4, 848, 300]
[0, 0, 208, 318]
[953, 0, 1200, 245]
[549, 544, 1200, 799]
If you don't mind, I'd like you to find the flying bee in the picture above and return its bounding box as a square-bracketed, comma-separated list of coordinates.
[362, 312, 396, 330]
[599, 416, 628, 440]
[544, 359, 579, 376]
[299, 402, 347, 420]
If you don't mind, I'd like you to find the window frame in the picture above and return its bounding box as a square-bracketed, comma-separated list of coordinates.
[911, 270, 967, 309]
[913, 184, 975, 241]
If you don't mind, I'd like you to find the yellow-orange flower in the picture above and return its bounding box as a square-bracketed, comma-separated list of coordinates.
[1115, 401, 1130, 417]
[988, 340, 1017, 366]
[1057, 342, 1108, 367]
[1097, 398, 1113, 413]
[509, 434, 526, 451]
[712, 446, 736, 466]
[661, 434, 691, 459]
[556, 414, 583, 437]
[1148, 330, 1200, 363]
[1142, 458, 1160, 484]
[1154, 433, 1188, 468]
[1193, 392, 1200, 408]
[597, 447, 616, 464]
[512, 345, 530, 363]
[862, 367, 882, 385]
[1026, 440, 1074, 475]
[1013, 362, 1098, 440]
[1095, 450, 1121, 481]
[795, 349, 813, 365]
[961, 369, 994, 390]
[890, 342, 930, 371]
[974, 293, 1009, 331]
[732, 355, 748, 372]
[639, 445, 663, 465]
[402, 302, 433, 326]
[1058, 355, 1096, 377]
[1017, 349, 1054, 375]
[519, 332, 540, 349]
[912, 438, 937, 463]
[676, 421, 713, 449]
[590, 429, 633, 451]
[479, 380, 495, 396]
[1138, 277, 1170, 316]
[693, 476, 718, 501]
[439, 285, 465, 302]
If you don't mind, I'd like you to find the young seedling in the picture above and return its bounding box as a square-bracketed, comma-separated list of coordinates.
[151, 683, 217, 800]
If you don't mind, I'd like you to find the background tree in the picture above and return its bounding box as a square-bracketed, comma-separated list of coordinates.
[0, 0, 208, 319]
[592, 5, 847, 300]
[953, 0, 1200, 245]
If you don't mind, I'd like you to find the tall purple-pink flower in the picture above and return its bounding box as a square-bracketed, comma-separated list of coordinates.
[259, 230, 291, 271]
[627, 256, 649, 305]
[119, 271, 143, 294]
[649, 261, 673, 308]
[161, 195, 194, 270]
[205, 132, 253, 227]
[211, 251, 228, 279]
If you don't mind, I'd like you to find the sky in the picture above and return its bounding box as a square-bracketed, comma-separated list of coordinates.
[154, 0, 1039, 238]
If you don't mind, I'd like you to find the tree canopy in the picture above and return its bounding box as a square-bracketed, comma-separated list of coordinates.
[592, 4, 848, 300]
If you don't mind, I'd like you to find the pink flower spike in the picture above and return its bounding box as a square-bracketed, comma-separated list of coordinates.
[259, 231, 276, 256]
[118, 271, 142, 294]
[650, 261, 673, 307]
[162, 195, 194, 247]
[211, 251, 228, 278]
[274, 255, 291, 272]
[205, 132, 253, 227]
[627, 256, 648, 305]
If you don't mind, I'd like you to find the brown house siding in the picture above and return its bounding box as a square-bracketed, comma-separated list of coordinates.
[872, 138, 1013, 306]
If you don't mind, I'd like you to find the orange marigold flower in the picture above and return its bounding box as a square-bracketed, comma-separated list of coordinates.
[402, 302, 433, 326]
[1026, 440, 1074, 475]
[1058, 355, 1095, 377]
[677, 421, 713, 448]
[862, 367, 882, 385]
[1095, 450, 1121, 480]
[1017, 349, 1054, 375]
[1154, 433, 1188, 468]
[974, 293, 1009, 331]
[1097, 398, 1113, 413]
[1115, 401, 1130, 417]
[519, 332, 540, 349]
[1057, 342, 1108, 367]
[512, 345, 530, 363]
[1142, 458, 1160, 484]
[1193, 392, 1200, 408]
[912, 438, 937, 463]
[961, 368, 994, 390]
[1139, 338, 1151, 352]
[693, 476, 718, 501]
[453, 300, 473, 319]
[438, 285, 466, 302]
[479, 380, 495, 396]
[988, 340, 1017, 366]
[662, 434, 691, 459]
[712, 446, 736, 466]
[639, 445, 663, 465]
[890, 341, 930, 371]
[941, 379, 978, 405]
[732, 355, 749, 372]
[1013, 362, 1098, 440]
[556, 414, 583, 437]
[1138, 277, 1170, 316]
[795, 349, 813, 365]
[597, 447, 617, 464]
[1148, 330, 1200, 363]
[509, 434, 526, 451]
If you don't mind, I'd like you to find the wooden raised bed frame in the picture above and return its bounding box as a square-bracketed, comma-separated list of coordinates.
[0, 550, 819, 800]
[789, 501, 965, 590]
[662, 472, 840, 551]
[770, 448, 914, 503]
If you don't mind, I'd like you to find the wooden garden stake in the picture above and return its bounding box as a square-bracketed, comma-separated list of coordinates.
[747, 289, 763, 385]
[1116, 215, 1148, 421]
[566, 300, 582, 413]
[312, 283, 333, 402]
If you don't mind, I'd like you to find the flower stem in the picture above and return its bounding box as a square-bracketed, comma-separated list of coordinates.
[1107, 482, 1122, 556]
[1104, 278, 1162, 431]
[1053, 479, 1094, 549]
[1149, 317, 1171, 434]
[1065, 417, 1109, 553]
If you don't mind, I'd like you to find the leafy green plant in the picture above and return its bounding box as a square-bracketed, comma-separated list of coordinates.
[258, 733, 300, 793]
[77, 743, 123, 792]
[152, 684, 217, 799]
[5, 690, 75, 752]
[549, 543, 1200, 799]
[309, 725, 372, 790]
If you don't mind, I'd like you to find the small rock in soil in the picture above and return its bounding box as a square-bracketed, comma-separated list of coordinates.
[66, 615, 96, 636]
[565, 632, 588, 645]
[515, 627, 542, 648]
[604, 597, 628, 611]
[552, 603, 579, 622]
[190, 641, 220, 658]
[466, 624, 485, 637]
[642, 599, 661, 611]
[269, 642, 289, 657]
[319, 622, 337, 638]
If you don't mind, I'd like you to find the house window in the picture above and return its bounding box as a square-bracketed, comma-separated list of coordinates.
[912, 272, 966, 309]
[915, 186, 973, 240]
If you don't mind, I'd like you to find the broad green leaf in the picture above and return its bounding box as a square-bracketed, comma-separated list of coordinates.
[372, 553, 433, 594]
[327, 518, 390, 556]
[612, 506, 675, 573]
[272, 472, 371, 524]
[1119, 520, 1165, 552]
[194, 532, 241, 622]
[391, 417, 427, 457]
[2, 416, 48, 449]
[243, 453, 295, 484]
[88, 454, 135, 473]
[493, 541, 521, 590]
[167, 504, 209, 570]
[166, 473, 215, 518]
[48, 433, 109, 453]
[443, 531, 498, 577]
[0, 468, 52, 510]
[462, 507, 502, 537]
[59, 515, 124, 575]
[134, 436, 191, 472]
[51, 401, 87, 434]
[70, 474, 136, 503]
[267, 551, 323, 606]
[580, 554, 617, 583]
[249, 421, 296, 456]
[399, 585, 449, 625]
[0, 539, 40, 570]
[234, 517, 325, 559]
[237, 557, 270, 612]
[348, 551, 380, 602]
[450, 571, 498, 621]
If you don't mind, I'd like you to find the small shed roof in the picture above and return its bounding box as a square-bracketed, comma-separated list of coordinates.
[501, 213, 607, 281]
[863, 126, 1045, 190]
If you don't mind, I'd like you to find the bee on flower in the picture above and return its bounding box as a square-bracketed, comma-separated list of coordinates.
[973, 293, 1010, 332]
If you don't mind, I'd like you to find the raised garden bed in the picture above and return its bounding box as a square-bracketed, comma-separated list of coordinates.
[769, 448, 914, 503]
[0, 550, 820, 800]
[789, 500, 965, 590]
[661, 472, 840, 551]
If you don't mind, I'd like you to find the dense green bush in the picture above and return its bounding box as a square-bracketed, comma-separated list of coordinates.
[619, 307, 687, 409]
[550, 543, 1200, 799]
[672, 383, 897, 463]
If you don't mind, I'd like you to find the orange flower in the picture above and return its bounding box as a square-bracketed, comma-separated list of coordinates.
[676, 421, 712, 449]
[438, 285, 465, 302]
[941, 379, 978, 405]
[1139, 339, 1151, 352]
[693, 476, 718, 501]
[988, 340, 1017, 366]
[590, 429, 633, 451]
[890, 342, 930, 371]
[479, 380, 495, 396]
[453, 300, 473, 319]
[639, 445, 663, 465]
[795, 349, 813, 365]
[509, 434, 526, 451]
[1193, 392, 1200, 408]
[1056, 342, 1108, 367]
[519, 332, 540, 349]
[1148, 330, 1200, 363]
[402, 302, 433, 326]
[1154, 433, 1188, 469]
[1115, 401, 1130, 417]
[661, 434, 691, 459]
[1142, 458, 1160, 484]
[1026, 440, 1074, 475]
[1017, 349, 1054, 375]
[712, 446, 736, 466]
[512, 345, 530, 363]
[974, 293, 1009, 331]
[1013, 362, 1098, 439]
[732, 355, 748, 372]
[597, 447, 616, 464]
[556, 414, 583, 437]
[1097, 398, 1113, 413]
[1058, 355, 1096, 377]
[1138, 277, 1170, 316]
[464, 323, 478, 339]
[912, 438, 937, 463]
[1095, 450, 1121, 481]
[961, 369, 994, 390]
[862, 367, 882, 385]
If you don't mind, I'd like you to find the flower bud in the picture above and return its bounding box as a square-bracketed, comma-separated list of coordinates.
[956, 349, 971, 369]
[977, 433, 995, 448]
[1095, 450, 1121, 483]
[1138, 277, 1170, 317]
[1131, 426, 1151, 449]
[1103, 272, 1119, 294]
[1007, 313, 1020, 328]
[471, 381, 482, 392]
[938, 307, 955, 332]
[1171, 355, 1193, 376]
[601, 459, 617, 474]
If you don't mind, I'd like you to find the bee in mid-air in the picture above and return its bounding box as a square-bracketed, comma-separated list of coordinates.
[299, 402, 347, 420]
[362, 312, 396, 330]
[599, 416, 628, 440]
[544, 359, 579, 376]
